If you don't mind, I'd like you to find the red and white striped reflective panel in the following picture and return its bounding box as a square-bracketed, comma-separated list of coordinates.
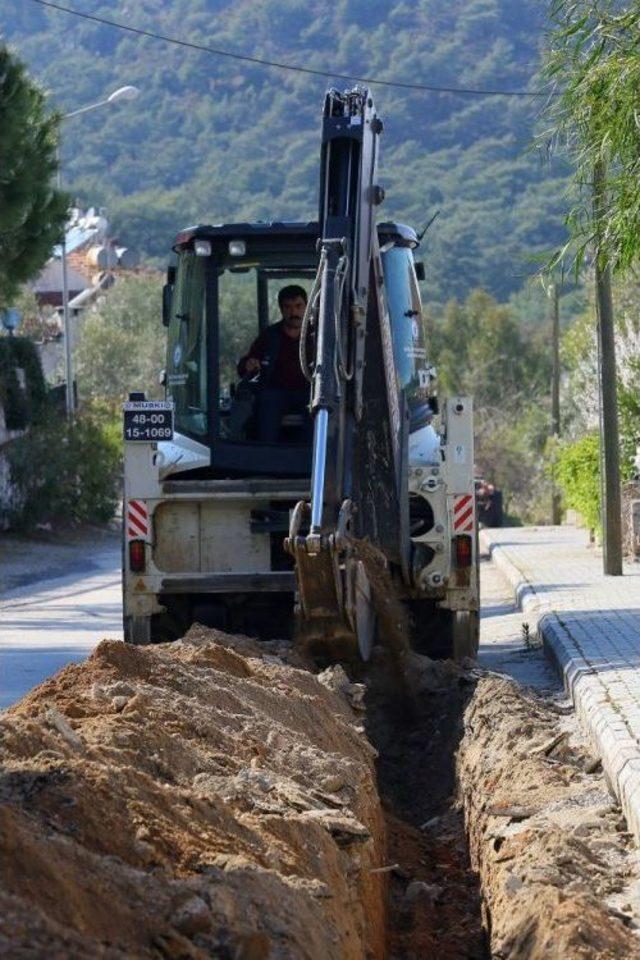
[127, 499, 149, 540]
[453, 494, 474, 532]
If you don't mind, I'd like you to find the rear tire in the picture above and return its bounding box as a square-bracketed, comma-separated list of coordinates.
[408, 602, 479, 661]
[124, 615, 152, 645]
[453, 610, 479, 661]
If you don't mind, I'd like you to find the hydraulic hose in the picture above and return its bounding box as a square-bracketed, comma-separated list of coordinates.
[299, 248, 326, 383]
[333, 253, 353, 382]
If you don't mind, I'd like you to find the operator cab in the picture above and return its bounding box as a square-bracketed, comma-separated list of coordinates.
[164, 222, 318, 479]
[162, 220, 432, 479]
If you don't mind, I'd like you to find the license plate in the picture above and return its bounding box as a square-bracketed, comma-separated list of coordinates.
[123, 401, 174, 442]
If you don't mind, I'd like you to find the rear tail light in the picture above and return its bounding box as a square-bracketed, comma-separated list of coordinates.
[454, 534, 473, 568]
[129, 539, 146, 572]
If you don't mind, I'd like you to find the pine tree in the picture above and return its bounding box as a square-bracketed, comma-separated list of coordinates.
[0, 44, 68, 305]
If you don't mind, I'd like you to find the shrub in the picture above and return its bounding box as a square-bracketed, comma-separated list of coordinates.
[4, 409, 121, 529]
[555, 433, 600, 533]
[0, 336, 47, 429]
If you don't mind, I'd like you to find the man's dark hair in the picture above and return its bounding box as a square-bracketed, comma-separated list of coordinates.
[278, 284, 308, 308]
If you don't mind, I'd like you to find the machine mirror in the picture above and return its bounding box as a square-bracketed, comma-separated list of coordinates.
[414, 261, 426, 281]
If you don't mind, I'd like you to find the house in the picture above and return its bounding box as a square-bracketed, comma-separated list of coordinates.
[30, 206, 138, 316]
[28, 206, 138, 381]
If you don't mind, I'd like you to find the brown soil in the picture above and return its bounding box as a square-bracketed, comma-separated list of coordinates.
[0, 627, 386, 959]
[4, 623, 640, 960]
[458, 676, 640, 959]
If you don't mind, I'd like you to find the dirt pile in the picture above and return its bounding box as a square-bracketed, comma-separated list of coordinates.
[0, 627, 386, 959]
[458, 676, 640, 959]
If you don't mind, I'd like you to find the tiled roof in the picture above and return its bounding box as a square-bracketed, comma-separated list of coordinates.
[29, 258, 90, 295]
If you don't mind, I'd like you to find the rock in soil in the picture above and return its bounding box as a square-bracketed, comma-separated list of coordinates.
[0, 626, 386, 959]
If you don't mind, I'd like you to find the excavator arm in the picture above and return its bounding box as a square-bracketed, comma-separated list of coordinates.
[287, 88, 410, 658]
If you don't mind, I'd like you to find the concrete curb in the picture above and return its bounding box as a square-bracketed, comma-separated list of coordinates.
[481, 529, 640, 843]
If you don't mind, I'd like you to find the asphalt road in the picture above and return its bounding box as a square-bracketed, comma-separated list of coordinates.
[0, 536, 122, 709]
[0, 534, 556, 711]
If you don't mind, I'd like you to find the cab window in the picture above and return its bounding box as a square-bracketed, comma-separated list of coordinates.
[218, 269, 260, 389]
[166, 252, 208, 437]
[218, 268, 311, 445]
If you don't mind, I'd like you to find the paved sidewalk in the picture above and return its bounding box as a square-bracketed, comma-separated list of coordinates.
[481, 525, 640, 842]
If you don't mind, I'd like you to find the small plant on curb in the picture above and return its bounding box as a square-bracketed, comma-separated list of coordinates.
[521, 621, 542, 651]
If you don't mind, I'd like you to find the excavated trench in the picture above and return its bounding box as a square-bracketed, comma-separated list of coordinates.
[363, 647, 487, 959]
[2, 624, 640, 958]
[366, 649, 640, 960]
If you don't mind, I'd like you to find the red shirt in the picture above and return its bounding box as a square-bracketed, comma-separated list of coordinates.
[238, 322, 307, 391]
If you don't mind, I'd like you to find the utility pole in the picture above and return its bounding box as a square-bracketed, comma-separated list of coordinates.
[593, 159, 623, 575]
[549, 281, 562, 525]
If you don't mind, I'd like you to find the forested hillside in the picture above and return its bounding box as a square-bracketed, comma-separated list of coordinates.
[1, 0, 566, 301]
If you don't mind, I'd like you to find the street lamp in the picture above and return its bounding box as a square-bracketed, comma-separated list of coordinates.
[58, 84, 140, 419]
[63, 85, 140, 121]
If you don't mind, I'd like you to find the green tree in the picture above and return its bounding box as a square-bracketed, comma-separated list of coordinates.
[435, 289, 549, 412]
[544, 0, 640, 273]
[0, 44, 68, 305]
[431, 289, 552, 520]
[74, 274, 165, 403]
[560, 275, 640, 480]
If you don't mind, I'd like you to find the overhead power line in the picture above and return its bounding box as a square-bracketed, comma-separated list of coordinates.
[28, 0, 549, 99]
